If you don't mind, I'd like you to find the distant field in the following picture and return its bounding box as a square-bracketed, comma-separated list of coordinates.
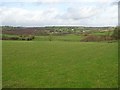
[2, 30, 114, 41]
[2, 41, 118, 88]
[1, 34, 84, 41]
[91, 31, 113, 36]
[34, 34, 83, 41]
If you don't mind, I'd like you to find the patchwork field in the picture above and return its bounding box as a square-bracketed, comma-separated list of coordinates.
[2, 41, 118, 88]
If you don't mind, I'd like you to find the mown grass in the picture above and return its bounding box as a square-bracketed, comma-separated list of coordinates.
[2, 41, 118, 88]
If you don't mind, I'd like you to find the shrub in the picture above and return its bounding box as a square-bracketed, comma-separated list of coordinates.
[10, 37, 19, 40]
[19, 35, 35, 41]
[2, 36, 19, 40]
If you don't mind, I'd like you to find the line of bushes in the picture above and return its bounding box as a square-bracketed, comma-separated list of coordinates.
[2, 35, 35, 41]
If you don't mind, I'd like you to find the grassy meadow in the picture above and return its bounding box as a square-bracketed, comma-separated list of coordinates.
[2, 39, 118, 88]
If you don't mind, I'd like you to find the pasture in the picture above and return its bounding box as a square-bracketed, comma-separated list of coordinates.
[2, 40, 118, 88]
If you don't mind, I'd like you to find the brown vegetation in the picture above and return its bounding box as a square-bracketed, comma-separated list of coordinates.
[81, 35, 113, 42]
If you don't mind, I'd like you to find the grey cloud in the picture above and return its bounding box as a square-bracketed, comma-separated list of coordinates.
[111, 2, 118, 6]
[59, 7, 98, 20]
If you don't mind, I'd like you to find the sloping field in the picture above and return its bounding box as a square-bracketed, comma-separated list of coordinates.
[2, 41, 118, 88]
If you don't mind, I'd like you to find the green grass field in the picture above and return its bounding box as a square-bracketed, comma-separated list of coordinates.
[2, 40, 118, 88]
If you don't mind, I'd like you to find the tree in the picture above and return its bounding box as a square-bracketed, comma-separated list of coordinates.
[48, 33, 53, 41]
[112, 26, 120, 40]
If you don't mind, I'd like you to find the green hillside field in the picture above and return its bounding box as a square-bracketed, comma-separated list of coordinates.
[2, 41, 118, 88]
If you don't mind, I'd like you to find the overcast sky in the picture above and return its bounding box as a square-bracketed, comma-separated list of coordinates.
[0, 0, 119, 27]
